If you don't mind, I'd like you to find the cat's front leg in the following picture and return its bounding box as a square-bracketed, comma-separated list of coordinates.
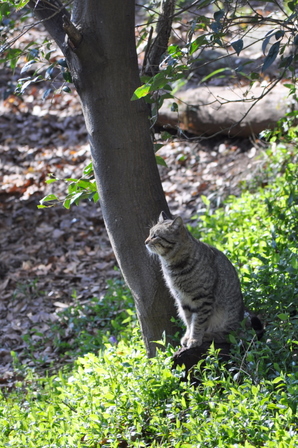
[186, 336, 203, 348]
[181, 324, 204, 348]
[186, 311, 209, 348]
[180, 331, 191, 347]
[178, 304, 192, 347]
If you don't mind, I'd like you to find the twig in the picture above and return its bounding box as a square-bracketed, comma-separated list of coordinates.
[141, 26, 153, 76]
[0, 0, 72, 55]
[62, 14, 82, 49]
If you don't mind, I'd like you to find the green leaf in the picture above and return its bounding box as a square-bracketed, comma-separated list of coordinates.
[214, 9, 225, 22]
[0, 3, 10, 20]
[161, 131, 173, 140]
[155, 155, 167, 167]
[250, 72, 260, 80]
[67, 182, 78, 194]
[262, 41, 280, 72]
[271, 376, 286, 384]
[131, 83, 151, 100]
[201, 195, 210, 207]
[92, 192, 99, 202]
[167, 44, 182, 57]
[262, 30, 275, 55]
[69, 191, 86, 205]
[77, 179, 97, 191]
[76, 180, 92, 189]
[200, 67, 229, 83]
[275, 30, 284, 40]
[40, 194, 58, 203]
[4, 48, 22, 69]
[279, 54, 293, 69]
[231, 39, 243, 56]
[15, 0, 30, 10]
[189, 35, 208, 55]
[171, 102, 178, 112]
[150, 72, 171, 91]
[57, 58, 68, 68]
[20, 60, 36, 74]
[283, 84, 296, 96]
[45, 178, 58, 184]
[83, 162, 94, 175]
[62, 70, 72, 83]
[288, 1, 296, 11]
[154, 144, 164, 152]
[43, 88, 52, 101]
[63, 198, 71, 209]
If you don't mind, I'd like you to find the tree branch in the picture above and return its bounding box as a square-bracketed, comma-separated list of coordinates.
[62, 14, 82, 49]
[28, 0, 71, 53]
[144, 0, 176, 76]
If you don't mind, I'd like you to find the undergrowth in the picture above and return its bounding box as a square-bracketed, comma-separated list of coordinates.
[1, 144, 298, 447]
[51, 279, 137, 358]
[10, 279, 137, 372]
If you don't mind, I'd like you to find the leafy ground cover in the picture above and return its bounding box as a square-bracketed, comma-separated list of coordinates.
[0, 82, 265, 376]
[1, 144, 297, 447]
[0, 6, 282, 375]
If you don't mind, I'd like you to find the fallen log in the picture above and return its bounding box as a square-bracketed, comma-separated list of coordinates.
[157, 83, 294, 137]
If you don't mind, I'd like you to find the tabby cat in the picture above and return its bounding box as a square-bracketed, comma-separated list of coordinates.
[145, 212, 244, 348]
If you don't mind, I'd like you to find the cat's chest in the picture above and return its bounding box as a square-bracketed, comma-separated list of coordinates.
[161, 264, 192, 302]
[161, 265, 177, 287]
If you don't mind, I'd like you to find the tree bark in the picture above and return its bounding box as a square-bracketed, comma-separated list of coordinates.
[29, 0, 178, 356]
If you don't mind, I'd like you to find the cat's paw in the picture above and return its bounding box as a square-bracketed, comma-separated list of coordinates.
[180, 335, 189, 347]
[186, 338, 203, 348]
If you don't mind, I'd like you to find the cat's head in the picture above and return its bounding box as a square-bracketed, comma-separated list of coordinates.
[145, 212, 185, 257]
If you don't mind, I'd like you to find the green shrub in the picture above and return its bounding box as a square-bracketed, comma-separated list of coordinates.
[1, 145, 298, 447]
[1, 342, 298, 447]
[191, 158, 298, 319]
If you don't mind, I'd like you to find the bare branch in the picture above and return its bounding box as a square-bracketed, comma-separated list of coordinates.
[0, 0, 72, 55]
[144, 0, 176, 76]
[62, 14, 82, 49]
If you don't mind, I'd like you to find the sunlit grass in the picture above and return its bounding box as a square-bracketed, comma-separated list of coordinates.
[1, 144, 298, 447]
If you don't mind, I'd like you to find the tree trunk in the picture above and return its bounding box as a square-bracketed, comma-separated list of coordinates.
[29, 0, 178, 356]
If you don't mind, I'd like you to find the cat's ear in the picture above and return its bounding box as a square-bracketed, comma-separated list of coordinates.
[171, 216, 184, 229]
[158, 211, 170, 222]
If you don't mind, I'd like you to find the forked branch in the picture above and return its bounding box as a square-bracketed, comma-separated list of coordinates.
[144, 0, 176, 76]
[28, 0, 70, 52]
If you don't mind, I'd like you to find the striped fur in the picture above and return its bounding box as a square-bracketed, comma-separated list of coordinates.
[145, 212, 244, 348]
